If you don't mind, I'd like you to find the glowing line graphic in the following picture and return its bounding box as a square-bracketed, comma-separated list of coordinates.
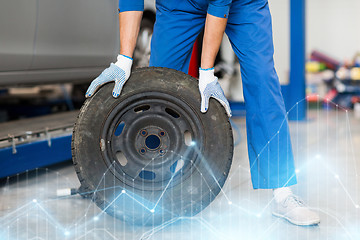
[1, 96, 359, 240]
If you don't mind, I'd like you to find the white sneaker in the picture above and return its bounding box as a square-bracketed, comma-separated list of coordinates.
[272, 194, 320, 226]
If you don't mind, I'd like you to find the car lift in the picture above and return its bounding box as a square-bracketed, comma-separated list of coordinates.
[0, 111, 77, 178]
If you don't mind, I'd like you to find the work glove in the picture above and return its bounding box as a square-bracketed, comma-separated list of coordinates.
[199, 67, 232, 118]
[85, 54, 133, 98]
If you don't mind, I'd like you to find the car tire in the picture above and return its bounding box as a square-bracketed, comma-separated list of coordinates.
[72, 67, 233, 226]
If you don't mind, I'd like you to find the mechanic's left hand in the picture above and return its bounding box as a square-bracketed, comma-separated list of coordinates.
[198, 67, 232, 118]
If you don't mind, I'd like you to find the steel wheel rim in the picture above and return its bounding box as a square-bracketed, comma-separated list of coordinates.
[101, 92, 204, 191]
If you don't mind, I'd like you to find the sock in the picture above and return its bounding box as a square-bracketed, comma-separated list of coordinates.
[273, 187, 293, 203]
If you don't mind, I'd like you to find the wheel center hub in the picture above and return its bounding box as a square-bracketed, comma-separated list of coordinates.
[135, 126, 169, 158]
[145, 135, 161, 150]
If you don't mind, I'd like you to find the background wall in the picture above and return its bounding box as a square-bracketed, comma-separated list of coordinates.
[269, 0, 360, 85]
[269, 0, 290, 85]
[307, 0, 360, 61]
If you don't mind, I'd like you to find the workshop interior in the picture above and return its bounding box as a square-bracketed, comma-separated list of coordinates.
[1, 0, 360, 239]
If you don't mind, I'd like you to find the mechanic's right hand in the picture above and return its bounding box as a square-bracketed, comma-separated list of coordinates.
[85, 54, 133, 98]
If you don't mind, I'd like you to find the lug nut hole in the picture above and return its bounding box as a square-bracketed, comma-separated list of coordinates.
[139, 148, 146, 154]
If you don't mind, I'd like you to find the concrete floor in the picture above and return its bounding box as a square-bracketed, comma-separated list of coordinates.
[1, 109, 359, 240]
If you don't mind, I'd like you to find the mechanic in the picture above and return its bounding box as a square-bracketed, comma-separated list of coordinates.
[85, 0, 320, 226]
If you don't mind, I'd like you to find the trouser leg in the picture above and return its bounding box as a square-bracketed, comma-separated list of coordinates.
[226, 0, 297, 189]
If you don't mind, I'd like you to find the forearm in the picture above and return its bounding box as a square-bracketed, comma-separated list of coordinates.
[201, 14, 228, 69]
[119, 11, 143, 58]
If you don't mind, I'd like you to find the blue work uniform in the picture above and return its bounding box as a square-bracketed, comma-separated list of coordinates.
[119, 0, 297, 189]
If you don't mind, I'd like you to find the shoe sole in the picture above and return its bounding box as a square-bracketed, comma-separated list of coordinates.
[272, 212, 320, 226]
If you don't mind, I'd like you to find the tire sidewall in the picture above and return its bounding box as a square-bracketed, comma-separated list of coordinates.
[72, 67, 233, 225]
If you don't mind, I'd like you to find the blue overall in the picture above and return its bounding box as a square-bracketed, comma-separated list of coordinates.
[119, 0, 297, 189]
